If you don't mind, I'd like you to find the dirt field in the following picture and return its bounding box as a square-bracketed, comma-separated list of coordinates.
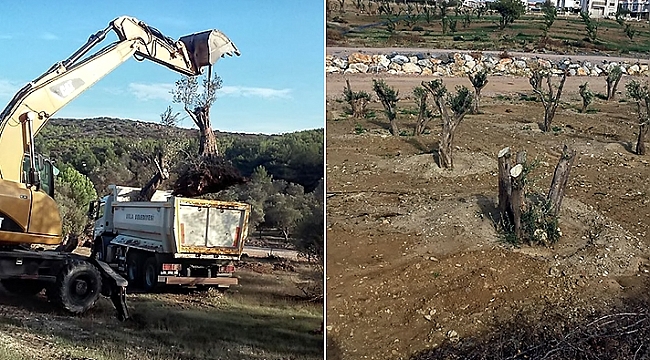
[326, 72, 650, 359]
[0, 258, 323, 360]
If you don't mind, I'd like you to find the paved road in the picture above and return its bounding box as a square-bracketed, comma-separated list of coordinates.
[327, 46, 650, 64]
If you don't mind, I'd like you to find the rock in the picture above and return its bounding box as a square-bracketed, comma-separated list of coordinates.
[538, 59, 552, 69]
[514, 60, 527, 69]
[421, 67, 433, 75]
[377, 55, 391, 68]
[417, 59, 433, 68]
[590, 69, 599, 76]
[465, 60, 476, 70]
[464, 54, 474, 62]
[409, 56, 419, 64]
[387, 69, 398, 75]
[391, 54, 410, 65]
[368, 65, 387, 73]
[430, 58, 443, 65]
[629, 64, 640, 75]
[498, 58, 513, 66]
[344, 68, 360, 74]
[453, 53, 465, 66]
[446, 330, 460, 343]
[333, 58, 348, 69]
[569, 69, 576, 76]
[403, 63, 422, 74]
[325, 55, 334, 66]
[349, 63, 369, 73]
[583, 61, 593, 70]
[389, 62, 402, 71]
[348, 52, 373, 64]
[569, 63, 580, 69]
[593, 65, 603, 75]
[325, 66, 340, 73]
[577, 67, 587, 76]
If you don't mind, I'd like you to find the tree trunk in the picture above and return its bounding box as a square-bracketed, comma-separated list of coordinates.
[547, 145, 576, 217]
[389, 118, 400, 136]
[193, 107, 219, 157]
[637, 123, 648, 155]
[498, 147, 512, 224]
[473, 88, 481, 114]
[438, 114, 454, 168]
[510, 164, 524, 241]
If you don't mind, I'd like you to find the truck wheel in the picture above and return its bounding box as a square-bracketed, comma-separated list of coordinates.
[142, 257, 160, 292]
[48, 260, 102, 314]
[1, 279, 44, 296]
[126, 252, 141, 286]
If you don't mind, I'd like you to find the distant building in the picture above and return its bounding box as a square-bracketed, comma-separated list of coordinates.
[580, 0, 619, 17]
[619, 0, 650, 19]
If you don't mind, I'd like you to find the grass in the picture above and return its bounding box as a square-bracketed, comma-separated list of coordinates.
[0, 266, 323, 360]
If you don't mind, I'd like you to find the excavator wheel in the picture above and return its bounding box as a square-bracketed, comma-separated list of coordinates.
[47, 259, 102, 314]
[1, 279, 45, 296]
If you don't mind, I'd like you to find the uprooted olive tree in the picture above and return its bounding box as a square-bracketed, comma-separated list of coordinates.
[530, 68, 568, 132]
[468, 69, 488, 114]
[626, 80, 650, 155]
[421, 79, 473, 169]
[171, 71, 244, 197]
[606, 65, 623, 101]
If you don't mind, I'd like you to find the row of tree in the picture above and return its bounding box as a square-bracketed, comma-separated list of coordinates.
[344, 68, 649, 169]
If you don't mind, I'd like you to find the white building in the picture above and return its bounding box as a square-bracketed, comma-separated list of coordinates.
[619, 0, 650, 19]
[580, 0, 619, 17]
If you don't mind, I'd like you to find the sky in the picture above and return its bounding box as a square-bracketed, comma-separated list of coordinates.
[0, 1, 324, 134]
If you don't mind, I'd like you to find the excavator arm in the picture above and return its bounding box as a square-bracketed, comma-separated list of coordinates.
[0, 15, 239, 183]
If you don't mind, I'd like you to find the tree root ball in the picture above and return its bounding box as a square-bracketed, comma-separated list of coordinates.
[172, 156, 245, 197]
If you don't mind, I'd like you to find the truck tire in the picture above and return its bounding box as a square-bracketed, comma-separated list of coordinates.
[126, 252, 141, 286]
[1, 279, 44, 296]
[142, 257, 160, 292]
[47, 260, 102, 314]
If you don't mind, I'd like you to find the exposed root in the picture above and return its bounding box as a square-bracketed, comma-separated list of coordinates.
[172, 156, 245, 197]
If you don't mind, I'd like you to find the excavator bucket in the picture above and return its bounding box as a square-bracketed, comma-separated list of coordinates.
[179, 30, 240, 69]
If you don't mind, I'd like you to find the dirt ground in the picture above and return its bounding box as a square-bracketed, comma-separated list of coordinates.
[326, 72, 650, 359]
[0, 258, 323, 360]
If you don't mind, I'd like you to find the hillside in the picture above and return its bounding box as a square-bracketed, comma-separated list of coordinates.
[35, 117, 324, 193]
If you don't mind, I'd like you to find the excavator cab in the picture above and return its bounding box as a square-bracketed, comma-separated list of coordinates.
[22, 154, 56, 197]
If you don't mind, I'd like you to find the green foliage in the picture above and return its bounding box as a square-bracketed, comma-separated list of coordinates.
[343, 80, 371, 118]
[615, 4, 631, 26]
[580, 11, 598, 41]
[624, 23, 636, 39]
[172, 75, 222, 111]
[491, 0, 526, 30]
[354, 123, 367, 134]
[450, 86, 473, 115]
[55, 167, 97, 240]
[469, 70, 488, 90]
[626, 79, 649, 101]
[541, 0, 557, 34]
[372, 79, 399, 121]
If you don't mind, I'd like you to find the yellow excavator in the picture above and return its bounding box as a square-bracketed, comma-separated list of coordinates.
[0, 16, 239, 320]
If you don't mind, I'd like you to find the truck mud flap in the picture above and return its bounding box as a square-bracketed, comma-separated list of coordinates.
[92, 259, 130, 321]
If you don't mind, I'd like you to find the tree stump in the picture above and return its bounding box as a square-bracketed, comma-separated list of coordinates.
[497, 147, 512, 223]
[547, 145, 576, 217]
[510, 164, 524, 241]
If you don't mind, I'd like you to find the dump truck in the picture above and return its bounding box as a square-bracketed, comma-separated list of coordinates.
[90, 185, 251, 292]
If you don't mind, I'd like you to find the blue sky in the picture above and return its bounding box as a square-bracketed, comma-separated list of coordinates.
[0, 1, 324, 134]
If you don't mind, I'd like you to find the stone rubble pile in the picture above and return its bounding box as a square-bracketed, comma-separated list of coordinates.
[326, 52, 650, 77]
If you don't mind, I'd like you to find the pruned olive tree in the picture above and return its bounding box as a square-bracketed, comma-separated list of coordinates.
[468, 70, 488, 114]
[606, 65, 623, 101]
[172, 73, 222, 157]
[579, 82, 594, 113]
[343, 79, 371, 118]
[413, 86, 434, 136]
[422, 80, 473, 169]
[373, 79, 400, 135]
[529, 68, 568, 132]
[626, 80, 650, 155]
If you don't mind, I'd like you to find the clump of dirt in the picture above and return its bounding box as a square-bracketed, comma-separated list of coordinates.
[172, 156, 245, 197]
